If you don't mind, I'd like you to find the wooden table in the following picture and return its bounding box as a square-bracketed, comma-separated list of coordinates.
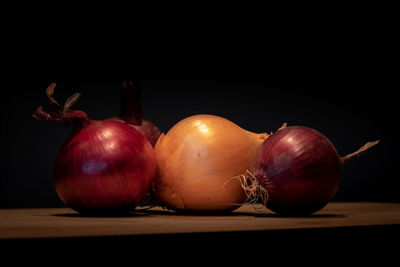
[1, 202, 399, 240]
[1, 202, 399, 261]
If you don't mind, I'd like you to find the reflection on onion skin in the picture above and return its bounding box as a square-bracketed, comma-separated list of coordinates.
[54, 120, 157, 214]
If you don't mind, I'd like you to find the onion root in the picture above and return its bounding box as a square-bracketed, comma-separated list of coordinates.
[222, 171, 269, 211]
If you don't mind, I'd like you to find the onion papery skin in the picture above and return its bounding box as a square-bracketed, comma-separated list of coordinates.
[251, 126, 342, 216]
[154, 114, 268, 213]
[53, 120, 157, 214]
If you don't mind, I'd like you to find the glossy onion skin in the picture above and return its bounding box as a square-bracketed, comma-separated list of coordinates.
[251, 126, 342, 215]
[53, 120, 157, 214]
[154, 114, 267, 213]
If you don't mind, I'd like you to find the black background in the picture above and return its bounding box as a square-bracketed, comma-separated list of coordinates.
[1, 10, 398, 209]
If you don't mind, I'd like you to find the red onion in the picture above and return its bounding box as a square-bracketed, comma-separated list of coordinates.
[247, 126, 379, 216]
[107, 81, 161, 147]
[33, 83, 157, 214]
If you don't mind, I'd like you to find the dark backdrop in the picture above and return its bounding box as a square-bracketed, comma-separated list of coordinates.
[1, 64, 397, 208]
[0, 15, 397, 208]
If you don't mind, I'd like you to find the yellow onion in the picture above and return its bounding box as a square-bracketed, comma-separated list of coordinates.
[153, 114, 268, 213]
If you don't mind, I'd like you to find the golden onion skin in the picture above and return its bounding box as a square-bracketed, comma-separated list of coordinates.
[154, 114, 268, 213]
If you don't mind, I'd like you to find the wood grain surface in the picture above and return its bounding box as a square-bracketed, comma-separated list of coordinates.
[1, 202, 399, 240]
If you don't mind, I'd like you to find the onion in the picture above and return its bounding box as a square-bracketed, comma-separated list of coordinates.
[107, 81, 161, 147]
[153, 114, 269, 213]
[246, 125, 379, 216]
[33, 83, 157, 214]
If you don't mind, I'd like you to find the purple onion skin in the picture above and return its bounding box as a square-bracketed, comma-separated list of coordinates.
[251, 126, 342, 216]
[53, 120, 157, 215]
